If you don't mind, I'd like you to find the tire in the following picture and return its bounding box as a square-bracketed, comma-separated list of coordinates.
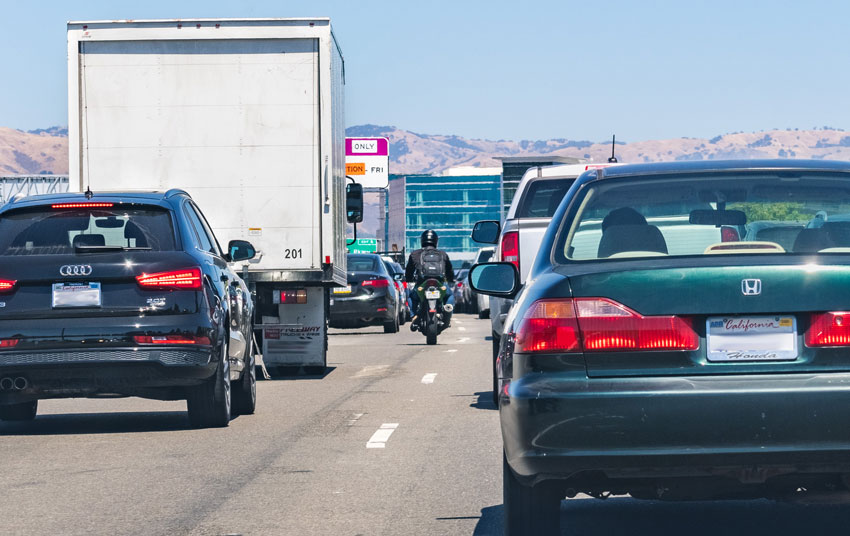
[232, 338, 256, 416]
[426, 322, 438, 345]
[187, 339, 231, 428]
[479, 308, 490, 319]
[492, 333, 501, 405]
[503, 453, 561, 535]
[0, 400, 37, 421]
[384, 314, 399, 333]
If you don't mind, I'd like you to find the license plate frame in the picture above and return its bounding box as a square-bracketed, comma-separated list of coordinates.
[333, 285, 352, 295]
[706, 316, 797, 362]
[52, 282, 102, 308]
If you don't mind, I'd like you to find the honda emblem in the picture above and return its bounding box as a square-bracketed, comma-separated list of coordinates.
[741, 279, 762, 296]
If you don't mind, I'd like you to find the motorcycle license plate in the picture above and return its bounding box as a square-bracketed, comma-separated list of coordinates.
[425, 290, 440, 299]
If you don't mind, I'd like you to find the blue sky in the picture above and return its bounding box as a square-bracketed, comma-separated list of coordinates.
[0, 0, 847, 142]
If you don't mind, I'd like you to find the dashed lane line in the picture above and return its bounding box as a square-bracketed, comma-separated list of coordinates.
[444, 349, 458, 353]
[421, 373, 437, 384]
[367, 423, 399, 448]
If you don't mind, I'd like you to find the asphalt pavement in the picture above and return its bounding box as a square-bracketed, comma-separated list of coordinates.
[2, 315, 850, 535]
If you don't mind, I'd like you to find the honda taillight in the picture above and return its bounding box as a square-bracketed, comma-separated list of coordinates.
[575, 298, 698, 351]
[362, 279, 390, 288]
[501, 231, 520, 270]
[0, 279, 16, 293]
[806, 312, 850, 346]
[515, 298, 698, 353]
[134, 334, 211, 345]
[136, 268, 202, 290]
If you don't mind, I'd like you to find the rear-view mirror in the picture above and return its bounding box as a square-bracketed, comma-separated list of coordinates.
[469, 262, 519, 298]
[95, 216, 125, 228]
[228, 239, 256, 262]
[472, 220, 501, 244]
[689, 209, 746, 226]
[346, 183, 364, 223]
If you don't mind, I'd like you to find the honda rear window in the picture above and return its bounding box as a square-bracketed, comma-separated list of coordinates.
[0, 205, 176, 255]
[516, 178, 575, 218]
[559, 173, 850, 262]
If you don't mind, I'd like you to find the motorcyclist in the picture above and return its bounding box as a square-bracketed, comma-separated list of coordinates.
[405, 229, 455, 330]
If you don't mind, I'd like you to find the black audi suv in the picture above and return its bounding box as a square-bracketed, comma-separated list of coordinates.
[329, 253, 400, 333]
[0, 189, 257, 427]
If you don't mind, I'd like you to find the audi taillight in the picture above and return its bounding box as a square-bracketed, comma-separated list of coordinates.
[806, 312, 850, 346]
[0, 339, 19, 348]
[0, 279, 16, 293]
[362, 279, 390, 288]
[501, 231, 520, 270]
[134, 334, 211, 345]
[136, 268, 202, 290]
[515, 298, 698, 353]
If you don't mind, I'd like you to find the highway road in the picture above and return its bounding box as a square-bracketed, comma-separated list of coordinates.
[2, 315, 850, 535]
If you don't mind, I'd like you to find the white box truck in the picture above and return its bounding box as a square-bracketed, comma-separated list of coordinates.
[67, 18, 349, 373]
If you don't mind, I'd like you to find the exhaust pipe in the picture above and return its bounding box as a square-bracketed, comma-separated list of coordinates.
[0, 377, 13, 391]
[443, 303, 454, 313]
[13, 377, 27, 390]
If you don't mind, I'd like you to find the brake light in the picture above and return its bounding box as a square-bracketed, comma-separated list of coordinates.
[134, 334, 211, 345]
[0, 339, 18, 348]
[501, 231, 519, 270]
[457, 282, 463, 289]
[515, 300, 581, 353]
[274, 289, 307, 304]
[0, 279, 16, 293]
[362, 279, 390, 288]
[515, 298, 698, 353]
[51, 202, 113, 209]
[136, 268, 202, 290]
[721, 226, 740, 242]
[806, 312, 850, 346]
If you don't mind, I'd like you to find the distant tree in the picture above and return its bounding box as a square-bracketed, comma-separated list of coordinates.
[731, 202, 813, 222]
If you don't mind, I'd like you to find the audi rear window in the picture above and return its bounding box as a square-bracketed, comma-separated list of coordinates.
[348, 256, 378, 272]
[0, 205, 176, 255]
[516, 178, 575, 218]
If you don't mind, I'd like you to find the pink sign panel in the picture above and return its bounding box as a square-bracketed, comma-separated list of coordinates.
[346, 138, 389, 156]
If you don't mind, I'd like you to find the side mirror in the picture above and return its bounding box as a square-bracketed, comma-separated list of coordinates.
[227, 239, 256, 262]
[468, 262, 519, 298]
[347, 183, 364, 223]
[472, 220, 501, 244]
[393, 273, 403, 281]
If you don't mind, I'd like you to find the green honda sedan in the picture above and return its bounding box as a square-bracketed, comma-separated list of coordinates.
[470, 159, 850, 535]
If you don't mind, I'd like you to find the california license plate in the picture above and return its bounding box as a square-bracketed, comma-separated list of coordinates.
[52, 282, 102, 308]
[425, 290, 441, 299]
[333, 285, 352, 294]
[706, 316, 797, 361]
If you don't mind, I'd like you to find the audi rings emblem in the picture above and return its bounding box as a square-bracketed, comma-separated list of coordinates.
[59, 265, 93, 276]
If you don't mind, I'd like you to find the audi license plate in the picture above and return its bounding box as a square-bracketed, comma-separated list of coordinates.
[706, 316, 797, 362]
[333, 285, 352, 294]
[425, 290, 441, 299]
[52, 282, 102, 308]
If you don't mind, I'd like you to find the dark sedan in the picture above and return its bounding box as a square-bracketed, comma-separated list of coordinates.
[330, 254, 399, 333]
[471, 159, 850, 534]
[0, 190, 257, 427]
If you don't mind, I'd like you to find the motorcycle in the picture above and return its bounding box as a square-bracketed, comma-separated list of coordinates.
[412, 277, 453, 345]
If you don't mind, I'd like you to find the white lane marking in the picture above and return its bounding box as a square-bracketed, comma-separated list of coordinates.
[367, 423, 399, 448]
[457, 337, 470, 343]
[347, 413, 364, 426]
[444, 349, 458, 353]
[458, 326, 467, 331]
[353, 365, 390, 378]
[421, 373, 437, 384]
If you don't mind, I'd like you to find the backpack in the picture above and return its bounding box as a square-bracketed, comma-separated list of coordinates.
[419, 249, 445, 278]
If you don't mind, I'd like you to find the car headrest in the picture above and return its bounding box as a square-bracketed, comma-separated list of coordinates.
[793, 228, 834, 253]
[601, 207, 647, 231]
[598, 224, 668, 258]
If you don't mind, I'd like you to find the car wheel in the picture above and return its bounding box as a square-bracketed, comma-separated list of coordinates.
[187, 339, 231, 428]
[479, 308, 490, 319]
[492, 333, 501, 405]
[384, 314, 399, 333]
[0, 400, 37, 421]
[232, 338, 256, 416]
[503, 452, 561, 535]
[492, 332, 500, 360]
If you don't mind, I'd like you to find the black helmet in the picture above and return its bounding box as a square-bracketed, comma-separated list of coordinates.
[420, 229, 438, 248]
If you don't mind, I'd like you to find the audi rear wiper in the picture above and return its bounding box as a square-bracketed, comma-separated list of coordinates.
[74, 245, 153, 252]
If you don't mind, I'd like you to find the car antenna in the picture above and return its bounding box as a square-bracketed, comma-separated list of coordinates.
[608, 135, 618, 163]
[84, 185, 93, 200]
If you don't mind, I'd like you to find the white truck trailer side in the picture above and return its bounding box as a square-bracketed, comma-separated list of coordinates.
[67, 18, 347, 372]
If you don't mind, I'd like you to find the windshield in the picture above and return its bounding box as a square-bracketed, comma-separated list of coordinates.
[560, 173, 850, 262]
[0, 205, 176, 255]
